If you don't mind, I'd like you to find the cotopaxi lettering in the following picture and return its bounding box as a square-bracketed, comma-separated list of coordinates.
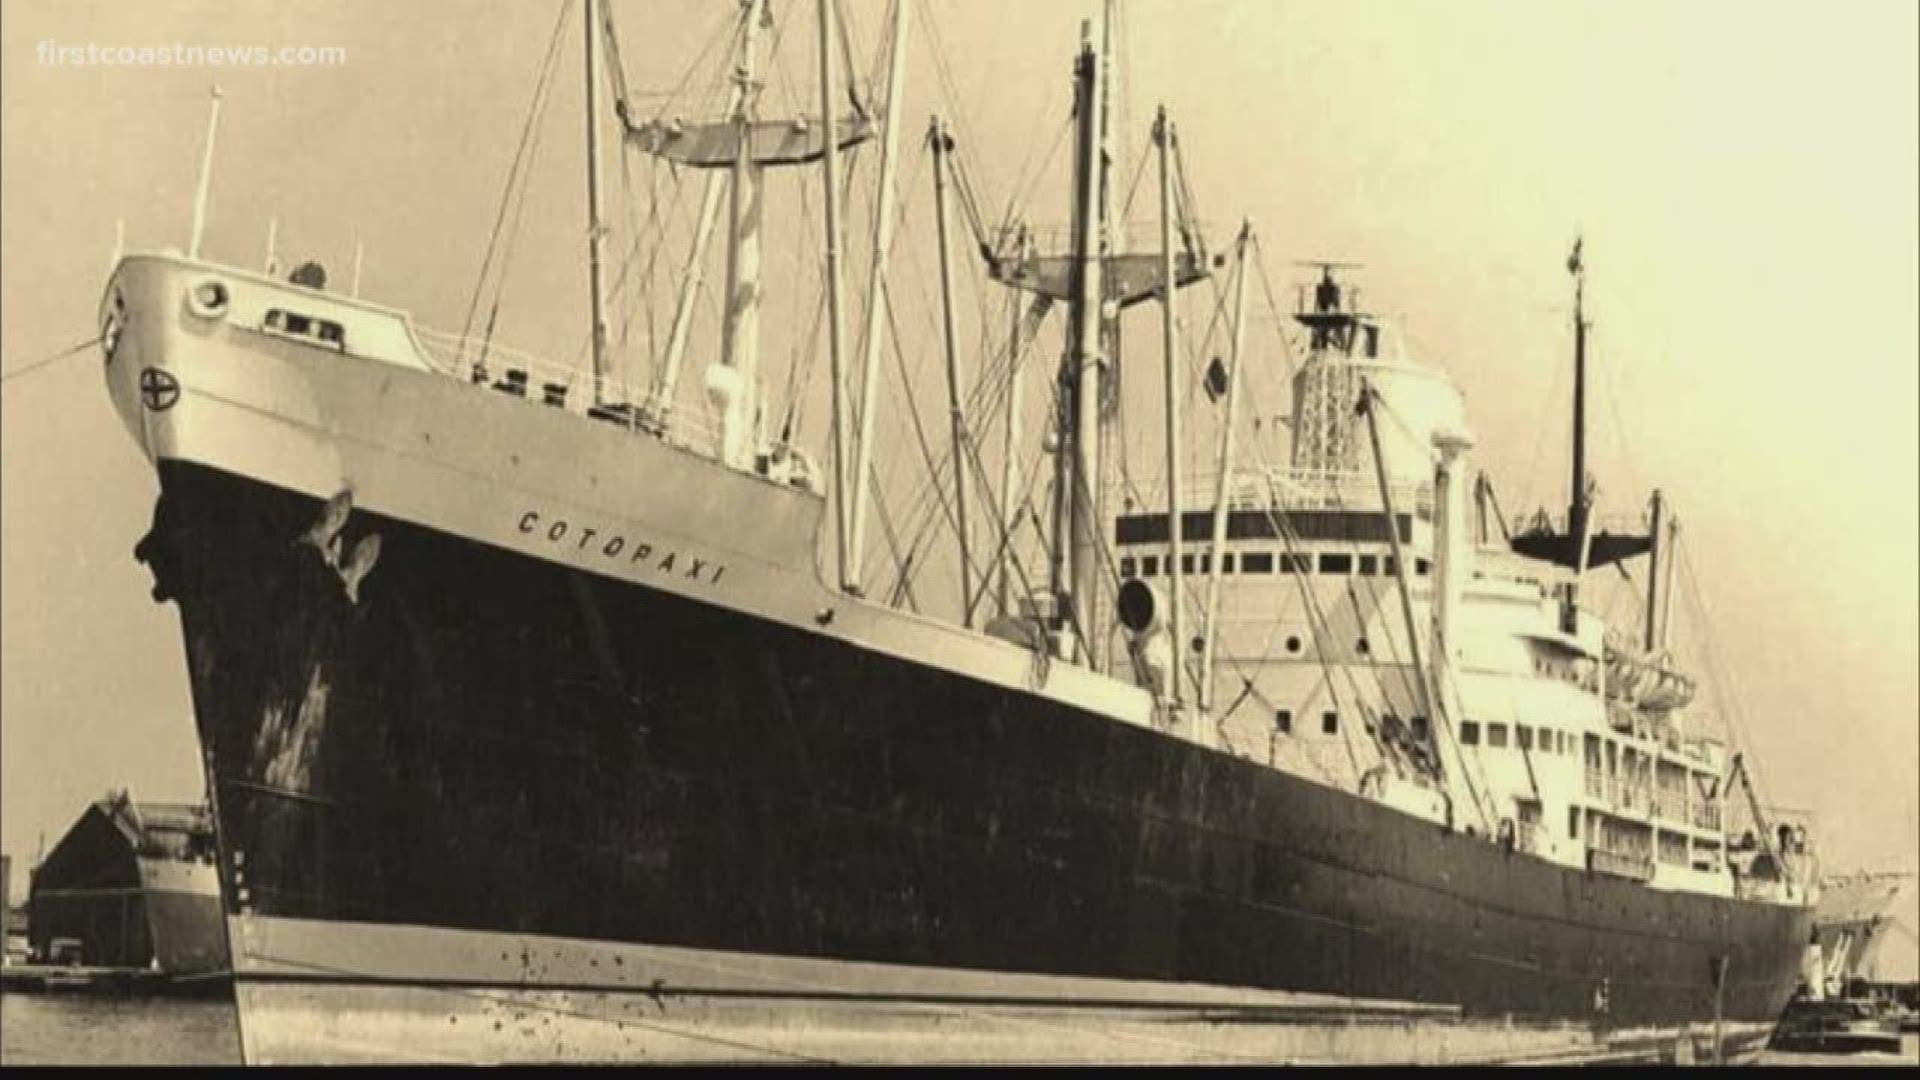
[517, 509, 727, 586]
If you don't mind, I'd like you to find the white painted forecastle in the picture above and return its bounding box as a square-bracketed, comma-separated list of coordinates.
[102, 254, 1153, 734]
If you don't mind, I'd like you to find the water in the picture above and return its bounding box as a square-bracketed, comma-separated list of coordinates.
[0, 986, 1913, 1065]
[0, 987, 241, 1066]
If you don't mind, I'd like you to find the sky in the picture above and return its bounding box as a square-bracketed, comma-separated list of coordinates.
[1, 0, 1915, 899]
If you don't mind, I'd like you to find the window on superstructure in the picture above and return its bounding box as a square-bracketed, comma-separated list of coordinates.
[1382, 556, 1397, 576]
[1181, 554, 1197, 574]
[1142, 555, 1159, 577]
[1461, 720, 1480, 745]
[1319, 553, 1353, 574]
[1416, 558, 1431, 576]
[1241, 552, 1274, 574]
[1358, 554, 1378, 576]
[1120, 557, 1137, 578]
[1411, 716, 1429, 741]
[1275, 709, 1292, 735]
[1488, 723, 1509, 748]
[1281, 553, 1312, 573]
[1222, 553, 1236, 573]
[264, 308, 347, 351]
[1569, 808, 1581, 839]
[1322, 711, 1338, 735]
[1518, 726, 1534, 751]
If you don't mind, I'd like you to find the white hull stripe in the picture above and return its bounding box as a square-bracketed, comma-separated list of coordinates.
[225, 915, 1775, 1065]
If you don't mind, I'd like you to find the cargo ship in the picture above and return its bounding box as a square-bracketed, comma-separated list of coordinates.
[101, 1, 1815, 1063]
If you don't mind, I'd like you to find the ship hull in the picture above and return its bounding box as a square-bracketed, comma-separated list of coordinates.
[104, 253, 1811, 1063]
[144, 454, 1805, 1063]
[138, 857, 228, 979]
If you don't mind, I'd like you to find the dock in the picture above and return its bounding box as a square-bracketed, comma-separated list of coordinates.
[1, 963, 230, 997]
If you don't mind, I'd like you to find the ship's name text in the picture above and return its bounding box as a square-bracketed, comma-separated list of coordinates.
[517, 510, 727, 587]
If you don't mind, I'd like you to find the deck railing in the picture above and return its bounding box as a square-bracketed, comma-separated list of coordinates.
[1588, 847, 1655, 882]
[411, 326, 726, 453]
[1112, 468, 1433, 519]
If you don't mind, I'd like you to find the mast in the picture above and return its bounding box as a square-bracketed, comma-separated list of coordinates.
[1657, 509, 1680, 654]
[650, 137, 732, 431]
[1093, 0, 1121, 581]
[1155, 105, 1185, 707]
[619, 0, 872, 456]
[583, 0, 611, 402]
[1509, 240, 1652, 575]
[931, 118, 976, 626]
[1568, 237, 1588, 549]
[1644, 489, 1665, 652]
[847, 0, 911, 594]
[717, 0, 769, 468]
[819, 0, 853, 590]
[1199, 222, 1252, 716]
[1062, 21, 1109, 666]
[188, 86, 223, 260]
[646, 0, 751, 434]
[998, 290, 1033, 617]
[1099, 0, 1119, 257]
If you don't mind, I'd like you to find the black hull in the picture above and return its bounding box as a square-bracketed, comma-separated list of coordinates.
[142, 458, 1810, 1039]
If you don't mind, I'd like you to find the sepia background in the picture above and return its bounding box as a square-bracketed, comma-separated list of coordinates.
[2, 0, 1915, 916]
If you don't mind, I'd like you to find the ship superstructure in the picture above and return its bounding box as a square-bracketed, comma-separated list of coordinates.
[1104, 267, 1803, 906]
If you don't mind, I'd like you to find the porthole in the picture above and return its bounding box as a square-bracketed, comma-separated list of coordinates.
[1356, 637, 1370, 655]
[1285, 634, 1302, 654]
[186, 279, 230, 319]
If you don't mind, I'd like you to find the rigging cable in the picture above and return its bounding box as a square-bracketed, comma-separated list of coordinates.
[454, 0, 576, 365]
[0, 337, 99, 384]
[1675, 541, 1775, 830]
[589, 6, 749, 392]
